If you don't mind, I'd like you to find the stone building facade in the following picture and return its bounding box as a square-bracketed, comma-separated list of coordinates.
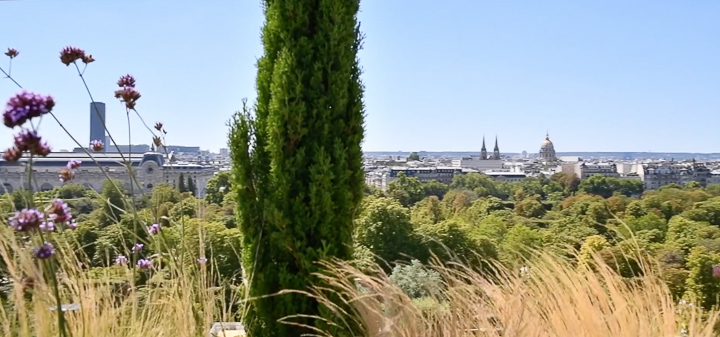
[0, 152, 215, 197]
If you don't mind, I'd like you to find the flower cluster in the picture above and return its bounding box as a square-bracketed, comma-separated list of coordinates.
[90, 139, 104, 152]
[8, 209, 43, 231]
[114, 74, 141, 109]
[3, 91, 55, 128]
[713, 265, 720, 278]
[148, 223, 161, 235]
[133, 243, 144, 252]
[137, 259, 152, 269]
[46, 199, 72, 224]
[4, 48, 18, 59]
[59, 159, 82, 182]
[59, 47, 87, 66]
[115, 255, 128, 266]
[35, 242, 55, 259]
[3, 129, 51, 161]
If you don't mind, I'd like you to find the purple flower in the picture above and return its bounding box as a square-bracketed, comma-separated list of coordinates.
[46, 199, 71, 224]
[2, 147, 22, 161]
[132, 243, 144, 252]
[713, 265, 720, 278]
[117, 74, 136, 88]
[66, 160, 81, 170]
[66, 221, 78, 230]
[39, 221, 55, 232]
[8, 208, 43, 231]
[114, 87, 141, 109]
[90, 140, 104, 152]
[13, 129, 51, 156]
[115, 255, 128, 266]
[59, 169, 74, 182]
[59, 46, 86, 66]
[148, 224, 160, 235]
[137, 259, 151, 269]
[34, 242, 55, 259]
[4, 48, 18, 59]
[197, 257, 208, 264]
[3, 92, 55, 128]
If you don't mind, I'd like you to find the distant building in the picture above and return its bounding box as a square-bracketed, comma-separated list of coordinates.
[219, 148, 229, 156]
[485, 171, 527, 183]
[389, 166, 464, 185]
[89, 102, 106, 152]
[641, 161, 712, 190]
[539, 133, 556, 161]
[562, 162, 619, 179]
[456, 136, 504, 170]
[0, 152, 215, 197]
[164, 146, 201, 153]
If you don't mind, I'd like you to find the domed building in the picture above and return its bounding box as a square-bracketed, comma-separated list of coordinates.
[539, 133, 556, 161]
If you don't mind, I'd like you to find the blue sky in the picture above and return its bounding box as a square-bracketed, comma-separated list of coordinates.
[2, 1, 719, 153]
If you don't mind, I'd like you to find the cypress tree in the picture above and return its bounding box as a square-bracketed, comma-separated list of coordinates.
[177, 173, 186, 193]
[229, 0, 364, 335]
[187, 175, 197, 196]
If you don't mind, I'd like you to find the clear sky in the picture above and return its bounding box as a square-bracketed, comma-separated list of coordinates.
[2, 1, 719, 153]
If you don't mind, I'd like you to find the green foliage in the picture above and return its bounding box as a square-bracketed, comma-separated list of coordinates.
[178, 173, 187, 193]
[684, 246, 720, 309]
[551, 172, 580, 193]
[451, 173, 500, 198]
[578, 175, 643, 198]
[415, 218, 498, 266]
[186, 175, 197, 196]
[355, 197, 419, 266]
[99, 179, 126, 227]
[407, 152, 420, 161]
[230, 0, 365, 333]
[514, 197, 546, 218]
[389, 260, 442, 299]
[410, 196, 445, 226]
[56, 184, 88, 200]
[387, 172, 425, 207]
[422, 180, 449, 199]
[150, 183, 182, 207]
[205, 171, 231, 205]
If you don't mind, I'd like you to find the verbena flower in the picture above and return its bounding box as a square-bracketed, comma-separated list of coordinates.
[114, 87, 141, 109]
[154, 122, 163, 131]
[2, 147, 22, 161]
[35, 242, 55, 259]
[153, 136, 162, 147]
[46, 199, 72, 224]
[14, 129, 51, 156]
[4, 48, 18, 59]
[713, 265, 720, 278]
[39, 221, 55, 232]
[66, 221, 78, 230]
[58, 168, 74, 182]
[137, 259, 151, 269]
[197, 257, 208, 264]
[148, 223, 160, 235]
[117, 74, 136, 88]
[4, 91, 55, 128]
[66, 159, 81, 170]
[59, 46, 86, 66]
[8, 208, 43, 231]
[132, 243, 144, 252]
[81, 54, 95, 64]
[90, 139, 104, 151]
[115, 255, 128, 266]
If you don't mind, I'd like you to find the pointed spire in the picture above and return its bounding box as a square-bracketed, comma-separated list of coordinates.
[481, 135, 486, 150]
[494, 135, 499, 150]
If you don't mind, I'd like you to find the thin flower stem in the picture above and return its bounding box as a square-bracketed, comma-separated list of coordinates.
[71, 62, 127, 162]
[0, 66, 23, 88]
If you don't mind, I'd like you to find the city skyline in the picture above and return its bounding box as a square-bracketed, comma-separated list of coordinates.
[2, 1, 719, 153]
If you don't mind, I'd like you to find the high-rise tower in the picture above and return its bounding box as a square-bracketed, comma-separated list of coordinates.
[90, 102, 106, 152]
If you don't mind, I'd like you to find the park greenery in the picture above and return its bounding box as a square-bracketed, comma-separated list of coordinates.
[2, 0, 720, 335]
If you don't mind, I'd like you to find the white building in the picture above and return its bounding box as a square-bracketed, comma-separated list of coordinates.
[0, 151, 215, 198]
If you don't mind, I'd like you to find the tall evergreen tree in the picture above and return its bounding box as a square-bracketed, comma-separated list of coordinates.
[177, 173, 186, 193]
[187, 175, 197, 196]
[229, 0, 364, 335]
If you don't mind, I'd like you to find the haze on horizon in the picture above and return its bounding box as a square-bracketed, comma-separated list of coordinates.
[1, 1, 718, 154]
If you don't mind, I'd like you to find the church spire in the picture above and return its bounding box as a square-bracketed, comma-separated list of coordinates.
[480, 135, 487, 160]
[492, 135, 500, 160]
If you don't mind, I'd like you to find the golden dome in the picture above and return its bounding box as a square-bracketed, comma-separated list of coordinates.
[541, 134, 553, 149]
